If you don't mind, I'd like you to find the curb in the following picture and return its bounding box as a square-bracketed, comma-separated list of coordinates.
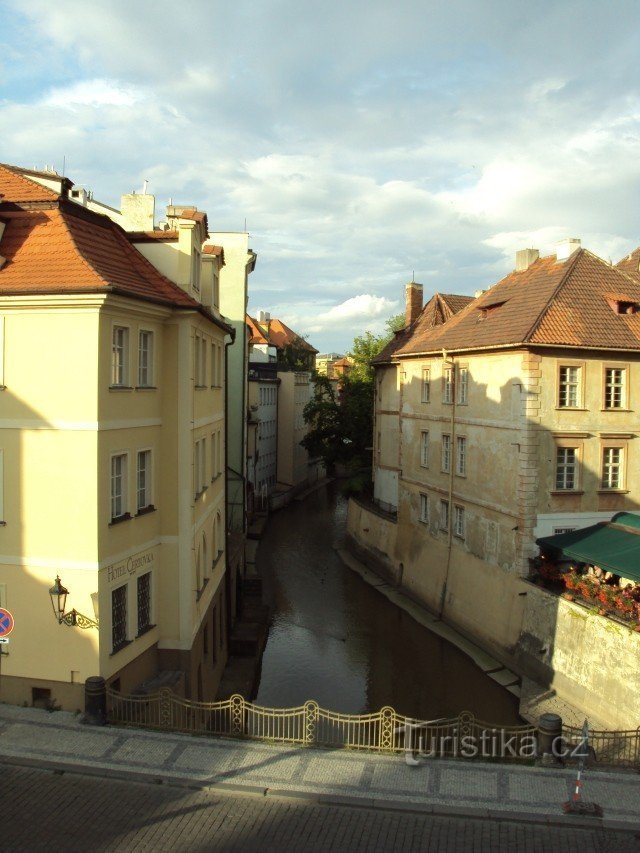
[2, 753, 637, 834]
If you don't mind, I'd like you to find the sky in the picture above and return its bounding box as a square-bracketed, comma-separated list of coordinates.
[1, 1, 639, 353]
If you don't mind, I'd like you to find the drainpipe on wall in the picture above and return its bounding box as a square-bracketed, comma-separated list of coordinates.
[439, 352, 456, 618]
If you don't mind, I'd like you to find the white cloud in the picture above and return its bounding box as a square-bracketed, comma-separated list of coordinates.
[42, 78, 144, 108]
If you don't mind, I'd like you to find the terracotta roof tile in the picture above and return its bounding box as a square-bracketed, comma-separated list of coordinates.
[0, 202, 199, 309]
[390, 250, 640, 358]
[0, 163, 59, 203]
[246, 315, 269, 344]
[616, 247, 640, 279]
[127, 230, 178, 242]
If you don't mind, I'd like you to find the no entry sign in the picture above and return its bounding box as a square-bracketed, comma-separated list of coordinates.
[0, 607, 14, 637]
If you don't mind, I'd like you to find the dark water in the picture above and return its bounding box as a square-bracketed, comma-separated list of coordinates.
[255, 484, 521, 724]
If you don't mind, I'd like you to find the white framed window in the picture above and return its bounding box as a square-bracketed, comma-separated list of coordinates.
[419, 493, 429, 524]
[194, 438, 207, 496]
[442, 367, 453, 404]
[457, 367, 468, 405]
[110, 453, 128, 521]
[421, 367, 431, 403]
[558, 365, 580, 408]
[420, 431, 429, 467]
[138, 330, 154, 387]
[454, 505, 465, 539]
[441, 434, 451, 473]
[604, 367, 626, 409]
[200, 335, 207, 386]
[555, 447, 577, 490]
[602, 446, 623, 489]
[456, 436, 466, 476]
[136, 449, 152, 511]
[440, 499, 449, 531]
[194, 335, 207, 386]
[111, 326, 129, 386]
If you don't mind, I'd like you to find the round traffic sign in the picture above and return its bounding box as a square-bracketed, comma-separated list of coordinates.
[0, 607, 14, 637]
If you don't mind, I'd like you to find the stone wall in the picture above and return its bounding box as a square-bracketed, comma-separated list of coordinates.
[516, 583, 640, 728]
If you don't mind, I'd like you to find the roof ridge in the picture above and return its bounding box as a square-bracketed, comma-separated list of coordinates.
[0, 164, 60, 202]
[522, 249, 583, 343]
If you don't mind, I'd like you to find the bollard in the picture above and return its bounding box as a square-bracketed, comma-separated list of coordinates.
[84, 676, 107, 726]
[537, 712, 563, 765]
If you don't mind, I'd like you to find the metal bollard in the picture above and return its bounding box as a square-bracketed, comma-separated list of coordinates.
[537, 712, 563, 765]
[84, 676, 107, 726]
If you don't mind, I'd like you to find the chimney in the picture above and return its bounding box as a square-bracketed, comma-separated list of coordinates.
[258, 310, 271, 323]
[515, 248, 539, 271]
[405, 281, 423, 327]
[556, 238, 581, 262]
[121, 192, 155, 231]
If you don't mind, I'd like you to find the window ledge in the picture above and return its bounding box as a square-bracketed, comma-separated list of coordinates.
[136, 623, 156, 639]
[195, 384, 207, 390]
[135, 385, 157, 391]
[109, 513, 132, 527]
[109, 385, 134, 391]
[135, 505, 156, 517]
[195, 486, 208, 500]
[597, 489, 629, 495]
[555, 407, 588, 412]
[110, 639, 132, 656]
[550, 490, 584, 496]
[600, 408, 631, 413]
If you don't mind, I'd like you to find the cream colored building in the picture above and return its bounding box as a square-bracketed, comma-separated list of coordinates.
[350, 241, 640, 720]
[0, 165, 232, 709]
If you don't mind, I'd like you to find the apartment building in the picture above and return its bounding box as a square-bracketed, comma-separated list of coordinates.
[354, 240, 640, 661]
[0, 165, 232, 708]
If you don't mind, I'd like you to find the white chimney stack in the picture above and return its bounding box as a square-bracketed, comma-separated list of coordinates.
[515, 248, 539, 271]
[556, 238, 581, 262]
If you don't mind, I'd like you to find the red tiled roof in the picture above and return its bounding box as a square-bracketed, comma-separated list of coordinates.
[374, 292, 473, 363]
[616, 247, 640, 279]
[246, 314, 318, 353]
[0, 163, 60, 203]
[388, 250, 640, 359]
[0, 200, 199, 309]
[246, 315, 269, 345]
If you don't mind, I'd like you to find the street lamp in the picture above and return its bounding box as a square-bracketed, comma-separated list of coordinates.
[49, 575, 99, 630]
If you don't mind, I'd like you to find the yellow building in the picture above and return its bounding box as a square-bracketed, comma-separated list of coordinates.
[348, 241, 640, 723]
[0, 165, 232, 709]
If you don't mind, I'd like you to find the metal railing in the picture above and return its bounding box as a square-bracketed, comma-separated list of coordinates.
[106, 689, 544, 759]
[562, 723, 640, 769]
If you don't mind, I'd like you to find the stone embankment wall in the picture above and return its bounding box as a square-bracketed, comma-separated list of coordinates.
[348, 498, 640, 729]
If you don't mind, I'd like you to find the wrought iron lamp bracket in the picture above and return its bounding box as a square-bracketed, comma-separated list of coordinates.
[60, 609, 99, 630]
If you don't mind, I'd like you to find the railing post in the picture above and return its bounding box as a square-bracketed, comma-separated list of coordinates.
[84, 676, 107, 726]
[379, 707, 395, 752]
[304, 701, 318, 746]
[537, 713, 563, 766]
[230, 694, 245, 736]
[159, 688, 173, 730]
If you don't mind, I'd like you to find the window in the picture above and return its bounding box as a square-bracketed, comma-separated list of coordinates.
[194, 439, 207, 496]
[194, 336, 207, 386]
[421, 367, 431, 403]
[138, 331, 154, 387]
[442, 367, 453, 404]
[554, 527, 576, 535]
[211, 606, 218, 666]
[211, 344, 217, 387]
[111, 326, 129, 386]
[201, 336, 207, 386]
[110, 454, 128, 521]
[440, 499, 449, 531]
[604, 367, 626, 409]
[137, 572, 152, 635]
[602, 447, 623, 489]
[441, 434, 451, 473]
[456, 436, 466, 476]
[136, 450, 152, 511]
[420, 431, 429, 467]
[112, 584, 128, 651]
[457, 367, 468, 405]
[555, 447, 577, 491]
[419, 493, 429, 524]
[454, 505, 465, 539]
[558, 365, 580, 408]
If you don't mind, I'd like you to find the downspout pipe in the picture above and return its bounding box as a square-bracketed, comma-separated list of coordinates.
[439, 352, 456, 618]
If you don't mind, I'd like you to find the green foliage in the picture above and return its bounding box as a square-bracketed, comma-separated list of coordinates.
[279, 339, 314, 371]
[348, 314, 405, 382]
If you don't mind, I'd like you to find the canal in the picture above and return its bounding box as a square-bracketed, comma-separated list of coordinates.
[254, 483, 522, 724]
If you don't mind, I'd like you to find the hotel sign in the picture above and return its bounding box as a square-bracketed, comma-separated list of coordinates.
[106, 548, 155, 584]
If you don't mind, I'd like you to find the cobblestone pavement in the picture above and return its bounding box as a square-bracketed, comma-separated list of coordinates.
[0, 704, 639, 838]
[2, 764, 639, 852]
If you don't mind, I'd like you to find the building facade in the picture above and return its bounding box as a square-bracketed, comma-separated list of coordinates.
[0, 165, 232, 708]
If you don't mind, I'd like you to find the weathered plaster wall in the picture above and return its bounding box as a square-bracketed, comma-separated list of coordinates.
[516, 584, 640, 728]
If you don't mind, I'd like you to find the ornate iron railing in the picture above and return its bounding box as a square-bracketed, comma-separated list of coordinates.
[562, 723, 640, 769]
[106, 689, 546, 760]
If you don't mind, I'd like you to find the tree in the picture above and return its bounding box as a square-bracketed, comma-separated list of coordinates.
[348, 314, 404, 383]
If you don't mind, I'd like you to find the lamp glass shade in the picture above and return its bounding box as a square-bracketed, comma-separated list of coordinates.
[49, 575, 69, 622]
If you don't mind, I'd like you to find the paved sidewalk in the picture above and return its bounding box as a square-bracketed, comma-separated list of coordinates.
[0, 704, 638, 833]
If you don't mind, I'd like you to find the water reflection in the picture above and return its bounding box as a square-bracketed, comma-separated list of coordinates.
[255, 484, 521, 724]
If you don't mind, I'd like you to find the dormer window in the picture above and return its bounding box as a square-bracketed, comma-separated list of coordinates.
[604, 294, 640, 315]
[478, 300, 506, 321]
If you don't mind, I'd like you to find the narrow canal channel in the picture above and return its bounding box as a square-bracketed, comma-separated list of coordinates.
[254, 483, 521, 724]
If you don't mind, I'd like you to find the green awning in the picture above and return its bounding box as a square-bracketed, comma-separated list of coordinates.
[536, 512, 640, 582]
